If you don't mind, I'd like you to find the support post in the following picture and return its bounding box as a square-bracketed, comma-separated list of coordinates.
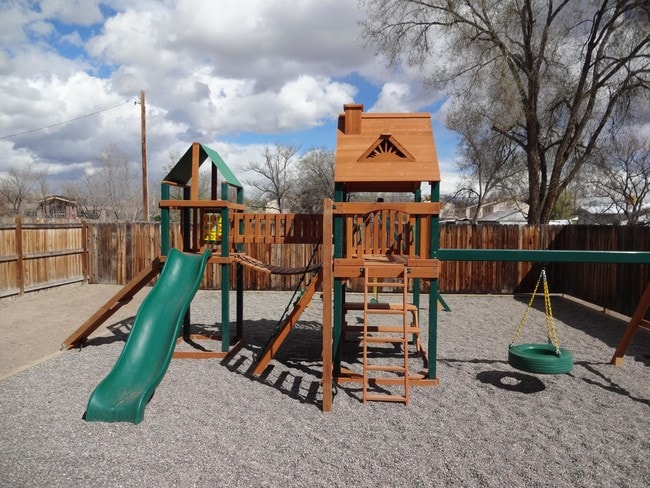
[81, 220, 89, 283]
[191, 142, 200, 201]
[322, 199, 334, 412]
[236, 186, 244, 340]
[160, 183, 170, 256]
[333, 183, 345, 377]
[220, 181, 230, 352]
[15, 216, 24, 295]
[139, 90, 149, 221]
[413, 188, 421, 309]
[182, 187, 191, 252]
[428, 182, 440, 379]
[182, 186, 192, 337]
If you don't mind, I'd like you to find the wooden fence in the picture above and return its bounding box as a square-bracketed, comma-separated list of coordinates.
[0, 218, 86, 298]
[1, 219, 648, 317]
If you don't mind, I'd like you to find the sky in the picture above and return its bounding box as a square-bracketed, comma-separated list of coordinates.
[0, 0, 462, 198]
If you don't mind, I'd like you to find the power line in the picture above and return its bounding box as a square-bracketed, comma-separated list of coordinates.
[0, 100, 133, 140]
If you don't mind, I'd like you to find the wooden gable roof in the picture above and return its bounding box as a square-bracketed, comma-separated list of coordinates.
[334, 104, 440, 192]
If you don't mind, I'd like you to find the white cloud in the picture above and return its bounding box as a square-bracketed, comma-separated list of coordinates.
[39, 0, 104, 25]
[370, 83, 412, 112]
[26, 20, 55, 38]
[0, 0, 459, 193]
[440, 169, 465, 196]
[0, 141, 35, 174]
[0, 3, 37, 45]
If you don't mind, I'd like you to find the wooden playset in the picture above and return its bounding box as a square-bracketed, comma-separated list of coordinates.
[65, 104, 649, 418]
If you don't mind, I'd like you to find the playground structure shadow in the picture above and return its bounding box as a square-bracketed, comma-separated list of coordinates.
[204, 318, 324, 407]
[82, 317, 134, 346]
[73, 314, 324, 407]
[576, 361, 650, 407]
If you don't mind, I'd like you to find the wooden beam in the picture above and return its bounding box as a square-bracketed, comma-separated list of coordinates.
[159, 200, 246, 211]
[191, 142, 200, 201]
[332, 201, 441, 215]
[62, 257, 162, 349]
[611, 281, 650, 366]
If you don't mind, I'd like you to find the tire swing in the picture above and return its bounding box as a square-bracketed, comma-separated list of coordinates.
[509, 268, 573, 374]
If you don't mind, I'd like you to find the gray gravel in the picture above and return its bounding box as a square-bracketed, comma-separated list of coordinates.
[1, 290, 648, 487]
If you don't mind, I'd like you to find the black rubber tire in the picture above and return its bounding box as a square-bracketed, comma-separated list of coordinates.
[508, 343, 573, 374]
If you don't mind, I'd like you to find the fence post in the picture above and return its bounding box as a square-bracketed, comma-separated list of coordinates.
[81, 220, 88, 283]
[15, 216, 24, 295]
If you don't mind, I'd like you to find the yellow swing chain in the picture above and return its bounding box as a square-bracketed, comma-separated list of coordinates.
[542, 270, 561, 354]
[510, 268, 561, 355]
[510, 272, 542, 346]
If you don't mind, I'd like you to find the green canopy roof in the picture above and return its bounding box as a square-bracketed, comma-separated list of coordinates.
[163, 143, 242, 189]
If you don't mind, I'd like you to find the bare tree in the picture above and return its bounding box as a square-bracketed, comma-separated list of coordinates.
[293, 148, 335, 213]
[588, 131, 650, 225]
[446, 99, 526, 223]
[83, 144, 142, 221]
[34, 170, 50, 201]
[361, 0, 650, 224]
[245, 144, 298, 212]
[0, 164, 40, 216]
[61, 181, 97, 219]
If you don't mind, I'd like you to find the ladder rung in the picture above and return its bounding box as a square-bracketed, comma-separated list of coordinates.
[365, 336, 408, 344]
[373, 325, 419, 334]
[366, 365, 407, 373]
[365, 309, 408, 315]
[346, 325, 419, 334]
[344, 303, 418, 311]
[365, 394, 408, 403]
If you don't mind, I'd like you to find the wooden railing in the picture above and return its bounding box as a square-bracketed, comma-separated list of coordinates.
[231, 213, 322, 244]
[331, 201, 441, 259]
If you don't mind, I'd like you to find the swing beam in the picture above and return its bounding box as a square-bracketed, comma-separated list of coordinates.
[437, 249, 650, 264]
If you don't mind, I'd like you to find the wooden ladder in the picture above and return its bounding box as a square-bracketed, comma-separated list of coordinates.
[362, 264, 410, 405]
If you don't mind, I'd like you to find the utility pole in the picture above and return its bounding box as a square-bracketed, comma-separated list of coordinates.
[139, 90, 149, 221]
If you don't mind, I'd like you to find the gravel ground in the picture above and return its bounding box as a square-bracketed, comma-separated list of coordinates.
[1, 289, 648, 487]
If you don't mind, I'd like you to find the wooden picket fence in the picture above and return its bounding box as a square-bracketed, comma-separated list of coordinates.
[1, 218, 648, 317]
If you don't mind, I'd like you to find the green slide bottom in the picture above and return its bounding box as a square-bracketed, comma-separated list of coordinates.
[84, 248, 211, 424]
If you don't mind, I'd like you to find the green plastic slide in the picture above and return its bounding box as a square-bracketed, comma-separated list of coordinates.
[84, 248, 211, 424]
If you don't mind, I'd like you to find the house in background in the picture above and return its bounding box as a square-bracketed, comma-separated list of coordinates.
[576, 197, 650, 225]
[475, 202, 529, 224]
[442, 198, 529, 224]
[36, 196, 78, 219]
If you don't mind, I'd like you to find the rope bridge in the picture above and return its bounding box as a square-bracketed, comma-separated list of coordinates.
[231, 253, 321, 276]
